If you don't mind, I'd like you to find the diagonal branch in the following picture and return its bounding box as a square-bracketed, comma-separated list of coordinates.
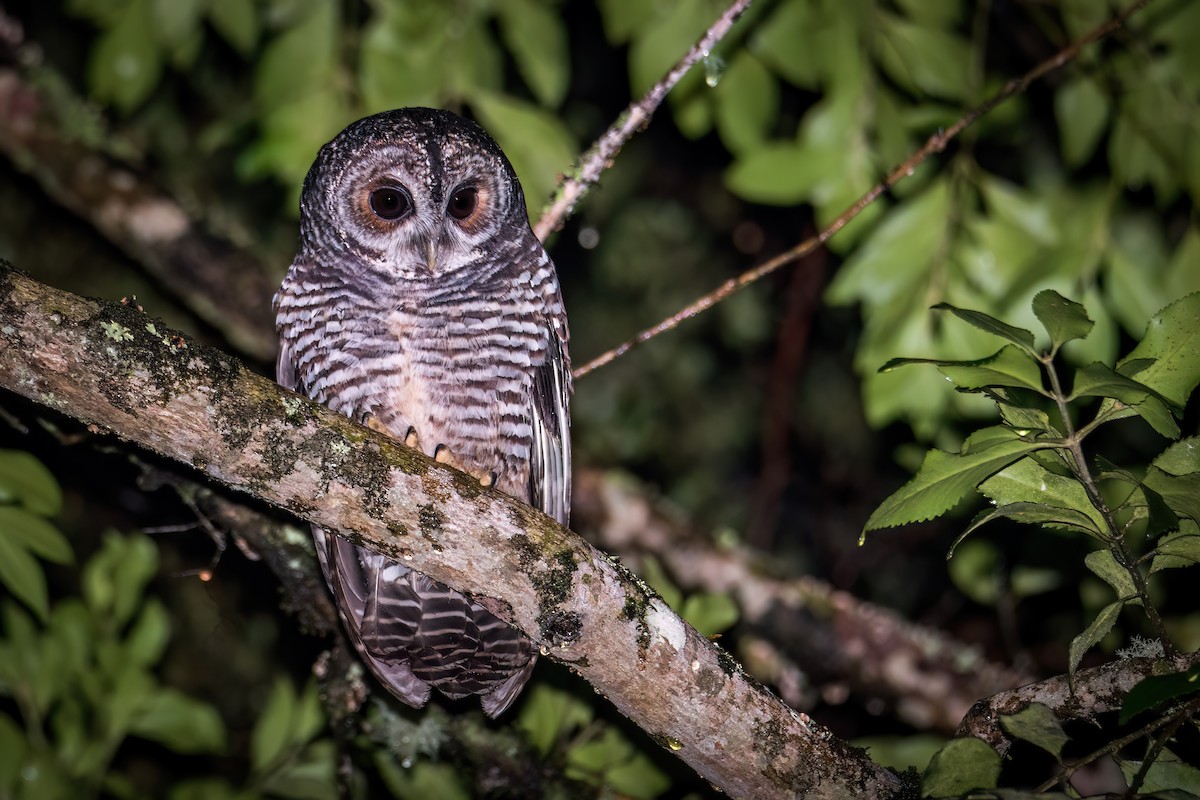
[533, 0, 753, 241]
[571, 0, 1158, 379]
[0, 262, 905, 800]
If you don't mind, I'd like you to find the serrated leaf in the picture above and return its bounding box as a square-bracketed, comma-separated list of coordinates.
[864, 428, 1048, 533]
[130, 688, 226, 754]
[1119, 750, 1200, 795]
[953, 503, 1102, 554]
[1084, 550, 1139, 601]
[1116, 293, 1200, 407]
[1072, 362, 1181, 437]
[999, 703, 1069, 760]
[1068, 600, 1123, 680]
[252, 677, 295, 772]
[1152, 437, 1200, 476]
[880, 346, 1044, 394]
[1152, 534, 1200, 572]
[1032, 290, 1094, 352]
[931, 304, 1037, 353]
[0, 529, 50, 620]
[0, 451, 62, 516]
[1120, 665, 1200, 724]
[680, 592, 739, 637]
[498, 0, 570, 108]
[977, 457, 1106, 534]
[1144, 469, 1200, 526]
[921, 737, 1001, 797]
[516, 683, 594, 756]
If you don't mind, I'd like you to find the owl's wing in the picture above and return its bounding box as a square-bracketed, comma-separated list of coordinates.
[529, 324, 572, 527]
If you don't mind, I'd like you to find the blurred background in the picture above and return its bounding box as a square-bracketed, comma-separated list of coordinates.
[1, 0, 1197, 797]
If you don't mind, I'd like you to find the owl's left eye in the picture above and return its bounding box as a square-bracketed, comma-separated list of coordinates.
[447, 187, 478, 221]
[369, 186, 412, 220]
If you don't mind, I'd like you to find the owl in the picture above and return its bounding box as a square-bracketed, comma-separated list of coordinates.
[274, 108, 571, 717]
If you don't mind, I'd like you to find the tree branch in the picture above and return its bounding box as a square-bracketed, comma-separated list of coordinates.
[571, 0, 1159, 379]
[0, 262, 904, 799]
[532, 0, 753, 242]
[574, 470, 1030, 733]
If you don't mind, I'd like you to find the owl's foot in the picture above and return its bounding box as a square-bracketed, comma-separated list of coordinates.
[404, 426, 420, 449]
[434, 444, 497, 488]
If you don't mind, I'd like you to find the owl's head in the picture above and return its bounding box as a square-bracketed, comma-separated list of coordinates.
[298, 108, 530, 283]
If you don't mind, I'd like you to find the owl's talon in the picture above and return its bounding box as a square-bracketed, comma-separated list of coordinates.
[404, 426, 420, 449]
[433, 444, 497, 487]
[364, 415, 391, 435]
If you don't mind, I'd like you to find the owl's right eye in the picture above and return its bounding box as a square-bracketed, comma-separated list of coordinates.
[369, 186, 413, 220]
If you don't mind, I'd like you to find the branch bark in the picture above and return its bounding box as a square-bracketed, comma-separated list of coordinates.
[0, 263, 905, 799]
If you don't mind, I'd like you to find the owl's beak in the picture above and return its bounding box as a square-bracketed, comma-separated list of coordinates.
[425, 239, 438, 273]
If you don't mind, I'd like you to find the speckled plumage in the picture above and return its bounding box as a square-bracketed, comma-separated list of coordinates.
[275, 108, 571, 717]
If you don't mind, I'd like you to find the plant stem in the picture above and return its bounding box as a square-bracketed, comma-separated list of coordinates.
[1040, 355, 1174, 651]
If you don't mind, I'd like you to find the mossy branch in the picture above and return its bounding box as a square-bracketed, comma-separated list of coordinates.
[0, 262, 903, 800]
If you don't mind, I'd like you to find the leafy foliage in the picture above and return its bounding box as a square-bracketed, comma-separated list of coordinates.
[865, 292, 1200, 796]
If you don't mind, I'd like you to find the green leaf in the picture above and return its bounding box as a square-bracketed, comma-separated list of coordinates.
[293, 680, 327, 745]
[206, 0, 259, 54]
[1152, 436, 1200, 476]
[931, 304, 1037, 354]
[1120, 664, 1200, 724]
[254, 0, 337, 112]
[947, 539, 1001, 606]
[151, 0, 202, 50]
[0, 507, 72, 564]
[0, 450, 63, 516]
[680, 592, 739, 637]
[124, 598, 170, 667]
[169, 778, 239, 800]
[977, 457, 1105, 534]
[880, 346, 1044, 395]
[130, 687, 226, 754]
[864, 428, 1050, 533]
[566, 727, 670, 799]
[1068, 600, 1122, 680]
[1072, 362, 1180, 437]
[921, 737, 1000, 797]
[0, 528, 50, 620]
[954, 503, 1103, 551]
[252, 677, 296, 772]
[1116, 292, 1200, 408]
[750, 0, 821, 87]
[1032, 290, 1094, 352]
[498, 0, 570, 108]
[259, 738, 338, 800]
[999, 703, 1069, 760]
[471, 92, 576, 211]
[874, 13, 971, 100]
[1119, 750, 1200, 795]
[713, 52, 779, 154]
[89, 0, 162, 112]
[726, 142, 824, 205]
[1144, 469, 1200, 527]
[516, 683, 594, 756]
[1152, 534, 1200, 572]
[1055, 76, 1110, 167]
[0, 713, 28, 794]
[1084, 550, 1139, 601]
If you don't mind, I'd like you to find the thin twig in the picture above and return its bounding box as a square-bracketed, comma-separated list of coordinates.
[532, 0, 753, 242]
[572, 0, 1158, 380]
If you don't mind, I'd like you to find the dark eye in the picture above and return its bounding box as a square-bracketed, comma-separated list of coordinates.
[447, 187, 478, 220]
[369, 186, 412, 220]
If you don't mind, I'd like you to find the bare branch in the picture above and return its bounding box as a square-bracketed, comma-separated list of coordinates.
[0, 19, 278, 362]
[574, 470, 1030, 733]
[533, 0, 753, 242]
[0, 263, 905, 799]
[572, 0, 1159, 380]
[958, 651, 1200, 757]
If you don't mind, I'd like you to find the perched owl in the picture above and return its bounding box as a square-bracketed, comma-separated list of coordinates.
[274, 108, 571, 717]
